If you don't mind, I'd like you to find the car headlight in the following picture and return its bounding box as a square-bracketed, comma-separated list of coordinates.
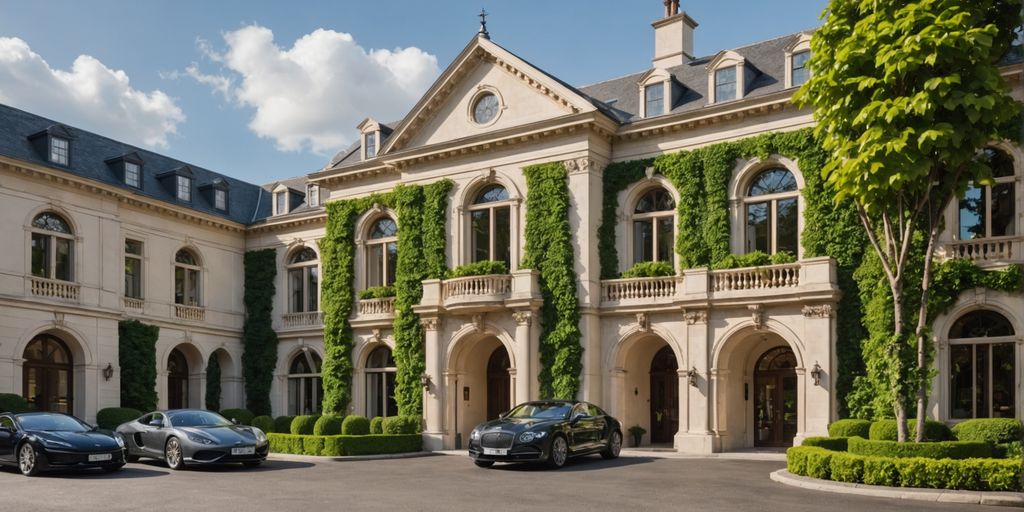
[186, 432, 215, 445]
[253, 428, 267, 444]
[114, 433, 125, 448]
[519, 431, 547, 443]
[470, 429, 481, 441]
[40, 438, 73, 448]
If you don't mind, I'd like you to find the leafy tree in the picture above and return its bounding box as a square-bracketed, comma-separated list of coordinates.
[797, 0, 1021, 441]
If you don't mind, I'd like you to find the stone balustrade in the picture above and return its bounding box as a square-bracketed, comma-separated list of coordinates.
[941, 236, 1020, 263]
[123, 297, 144, 311]
[601, 276, 682, 304]
[357, 297, 396, 316]
[282, 311, 324, 328]
[417, 270, 541, 314]
[29, 277, 80, 302]
[174, 304, 205, 321]
[442, 274, 513, 300]
[710, 263, 801, 292]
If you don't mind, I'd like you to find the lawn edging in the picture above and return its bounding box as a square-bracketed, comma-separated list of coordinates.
[268, 433, 422, 456]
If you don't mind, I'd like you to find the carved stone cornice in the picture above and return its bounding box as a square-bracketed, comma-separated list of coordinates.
[512, 311, 533, 326]
[683, 309, 707, 325]
[420, 317, 440, 331]
[801, 304, 834, 318]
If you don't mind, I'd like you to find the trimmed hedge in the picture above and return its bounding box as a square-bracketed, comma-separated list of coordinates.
[314, 415, 344, 436]
[383, 415, 421, 435]
[291, 415, 320, 435]
[848, 436, 992, 460]
[342, 415, 370, 435]
[619, 261, 674, 278]
[95, 408, 142, 430]
[953, 418, 1022, 445]
[252, 415, 274, 434]
[220, 408, 255, 426]
[358, 286, 395, 300]
[787, 446, 1021, 491]
[267, 433, 422, 456]
[801, 436, 849, 452]
[273, 416, 295, 434]
[0, 393, 31, 413]
[828, 419, 871, 438]
[445, 260, 508, 279]
[995, 441, 1023, 459]
[869, 419, 953, 441]
[370, 417, 384, 434]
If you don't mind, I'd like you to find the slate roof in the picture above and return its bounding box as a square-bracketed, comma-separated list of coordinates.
[0, 103, 272, 225]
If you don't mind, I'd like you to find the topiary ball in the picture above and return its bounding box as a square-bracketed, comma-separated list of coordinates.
[370, 416, 384, 435]
[341, 415, 370, 435]
[252, 415, 274, 434]
[314, 415, 343, 436]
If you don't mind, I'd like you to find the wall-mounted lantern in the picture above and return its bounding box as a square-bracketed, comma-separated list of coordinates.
[102, 363, 114, 381]
[810, 362, 823, 386]
[686, 367, 698, 387]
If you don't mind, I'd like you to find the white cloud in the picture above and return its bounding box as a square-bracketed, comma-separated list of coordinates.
[0, 37, 185, 149]
[188, 25, 439, 154]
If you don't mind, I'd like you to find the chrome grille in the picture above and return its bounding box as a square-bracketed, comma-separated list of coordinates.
[480, 431, 514, 449]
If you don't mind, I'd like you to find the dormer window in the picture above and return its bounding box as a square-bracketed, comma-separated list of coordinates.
[275, 190, 287, 215]
[105, 152, 144, 189]
[176, 175, 191, 202]
[707, 50, 748, 104]
[645, 83, 665, 117]
[214, 189, 227, 211]
[637, 68, 674, 118]
[125, 162, 141, 188]
[785, 33, 813, 89]
[307, 184, 320, 208]
[49, 137, 69, 166]
[714, 67, 737, 102]
[791, 51, 810, 87]
[365, 132, 377, 159]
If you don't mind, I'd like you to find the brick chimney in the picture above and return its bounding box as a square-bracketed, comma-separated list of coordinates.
[652, 0, 698, 68]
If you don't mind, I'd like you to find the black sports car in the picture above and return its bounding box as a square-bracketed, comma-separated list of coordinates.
[468, 400, 622, 469]
[116, 409, 268, 469]
[0, 412, 126, 476]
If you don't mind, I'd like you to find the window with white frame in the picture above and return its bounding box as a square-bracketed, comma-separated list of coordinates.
[365, 132, 377, 159]
[632, 188, 675, 265]
[744, 168, 799, 255]
[959, 148, 1016, 240]
[714, 66, 737, 102]
[469, 185, 512, 266]
[365, 346, 397, 418]
[30, 212, 74, 281]
[49, 137, 69, 166]
[307, 184, 320, 207]
[214, 189, 227, 211]
[365, 217, 397, 288]
[176, 175, 192, 202]
[288, 351, 323, 416]
[174, 248, 201, 306]
[948, 310, 1016, 419]
[644, 82, 665, 117]
[287, 247, 319, 313]
[124, 239, 143, 299]
[275, 191, 287, 215]
[125, 162, 141, 188]
[791, 50, 811, 87]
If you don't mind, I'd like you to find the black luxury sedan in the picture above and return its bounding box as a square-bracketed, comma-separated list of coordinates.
[116, 409, 268, 469]
[468, 400, 622, 469]
[0, 412, 126, 476]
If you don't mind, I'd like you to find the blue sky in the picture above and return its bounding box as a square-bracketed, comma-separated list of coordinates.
[0, 0, 828, 185]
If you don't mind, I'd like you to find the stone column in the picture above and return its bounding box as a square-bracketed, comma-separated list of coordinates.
[679, 307, 713, 454]
[422, 317, 443, 451]
[512, 310, 532, 404]
[156, 370, 168, 410]
[798, 303, 835, 443]
[608, 367, 626, 421]
[443, 371, 459, 450]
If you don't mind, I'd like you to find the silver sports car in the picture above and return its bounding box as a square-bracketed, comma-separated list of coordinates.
[116, 409, 268, 470]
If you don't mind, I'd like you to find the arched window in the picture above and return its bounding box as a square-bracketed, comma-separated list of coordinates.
[167, 348, 189, 409]
[632, 188, 675, 265]
[23, 335, 73, 413]
[365, 218, 397, 288]
[365, 346, 397, 418]
[468, 185, 512, 266]
[949, 310, 1016, 419]
[30, 212, 74, 281]
[174, 249, 201, 306]
[288, 351, 323, 415]
[959, 148, 1016, 240]
[287, 247, 319, 313]
[744, 168, 799, 255]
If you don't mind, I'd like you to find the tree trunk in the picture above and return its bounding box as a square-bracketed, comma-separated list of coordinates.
[889, 279, 910, 443]
[912, 210, 944, 442]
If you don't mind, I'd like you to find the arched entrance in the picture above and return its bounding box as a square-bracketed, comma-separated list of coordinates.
[23, 335, 73, 413]
[486, 347, 511, 421]
[650, 345, 679, 444]
[167, 348, 189, 409]
[446, 333, 514, 449]
[753, 346, 797, 447]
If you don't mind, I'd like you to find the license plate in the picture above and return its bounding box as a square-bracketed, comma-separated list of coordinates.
[482, 448, 507, 456]
[231, 446, 255, 456]
[88, 453, 112, 462]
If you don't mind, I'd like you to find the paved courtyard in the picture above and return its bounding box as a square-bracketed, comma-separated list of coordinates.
[0, 454, 997, 511]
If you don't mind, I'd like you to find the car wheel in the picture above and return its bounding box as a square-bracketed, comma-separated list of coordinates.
[18, 443, 41, 477]
[601, 430, 622, 460]
[242, 461, 262, 468]
[101, 463, 125, 473]
[473, 460, 494, 468]
[546, 435, 568, 469]
[164, 438, 186, 470]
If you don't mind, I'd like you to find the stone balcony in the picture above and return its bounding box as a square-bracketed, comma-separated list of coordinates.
[939, 236, 1022, 266]
[29, 277, 80, 302]
[282, 311, 324, 328]
[350, 297, 396, 329]
[173, 304, 205, 322]
[600, 276, 684, 307]
[123, 296, 145, 313]
[418, 270, 542, 315]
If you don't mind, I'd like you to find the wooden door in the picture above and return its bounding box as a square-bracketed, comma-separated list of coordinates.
[649, 345, 679, 444]
[486, 347, 510, 420]
[754, 347, 798, 447]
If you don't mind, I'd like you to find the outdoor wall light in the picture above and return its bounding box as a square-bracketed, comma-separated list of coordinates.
[420, 372, 431, 389]
[102, 363, 114, 381]
[810, 362, 823, 386]
[686, 367, 698, 387]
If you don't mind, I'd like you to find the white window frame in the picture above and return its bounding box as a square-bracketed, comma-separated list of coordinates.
[29, 212, 75, 282]
[287, 351, 323, 416]
[784, 33, 813, 89]
[49, 137, 69, 166]
[706, 50, 747, 104]
[306, 184, 320, 208]
[176, 175, 192, 202]
[956, 148, 1018, 240]
[124, 162, 141, 188]
[630, 187, 676, 266]
[286, 247, 320, 313]
[741, 169, 800, 255]
[947, 336, 1018, 419]
[124, 239, 144, 299]
[467, 185, 515, 266]
[214, 189, 227, 211]
[365, 347, 397, 419]
[173, 249, 201, 306]
[274, 190, 288, 216]
[364, 217, 398, 289]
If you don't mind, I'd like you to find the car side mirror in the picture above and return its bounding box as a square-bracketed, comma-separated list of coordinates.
[570, 413, 586, 426]
[231, 418, 239, 425]
[148, 419, 163, 428]
[0, 426, 12, 434]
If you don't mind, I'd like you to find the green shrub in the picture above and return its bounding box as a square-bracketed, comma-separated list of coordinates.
[848, 436, 992, 459]
[358, 285, 395, 300]
[252, 415, 274, 433]
[995, 441, 1022, 459]
[370, 416, 384, 434]
[829, 453, 864, 483]
[869, 419, 953, 441]
[828, 419, 871, 438]
[786, 445, 810, 475]
[273, 415, 295, 434]
[95, 408, 142, 430]
[862, 455, 899, 487]
[220, 408, 255, 426]
[445, 260, 508, 278]
[619, 261, 674, 278]
[802, 436, 848, 451]
[769, 251, 797, 265]
[952, 418, 1022, 444]
[805, 449, 833, 480]
[267, 433, 422, 456]
[0, 393, 31, 413]
[314, 415, 344, 436]
[341, 415, 370, 435]
[290, 415, 320, 435]
[382, 416, 421, 435]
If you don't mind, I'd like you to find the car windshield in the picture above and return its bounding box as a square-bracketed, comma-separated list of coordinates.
[168, 411, 232, 428]
[505, 402, 573, 419]
[17, 413, 90, 433]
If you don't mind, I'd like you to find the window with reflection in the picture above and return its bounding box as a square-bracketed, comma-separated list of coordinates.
[365, 218, 397, 288]
[287, 247, 319, 313]
[22, 335, 72, 413]
[30, 212, 74, 281]
[632, 188, 675, 265]
[715, 66, 737, 102]
[124, 239, 143, 299]
[174, 249, 201, 306]
[959, 148, 1016, 240]
[791, 51, 810, 86]
[645, 82, 665, 117]
[365, 346, 398, 418]
[744, 168, 799, 255]
[469, 184, 512, 266]
[949, 310, 1016, 419]
[288, 351, 323, 416]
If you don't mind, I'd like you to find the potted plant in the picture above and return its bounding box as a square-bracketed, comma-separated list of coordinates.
[628, 425, 646, 447]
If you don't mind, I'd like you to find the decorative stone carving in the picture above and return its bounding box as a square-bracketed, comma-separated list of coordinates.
[748, 305, 765, 330]
[420, 317, 440, 331]
[512, 311, 533, 326]
[52, 312, 65, 328]
[636, 312, 650, 332]
[563, 157, 594, 174]
[370, 329, 382, 344]
[683, 309, 707, 325]
[801, 304, 834, 318]
[471, 314, 485, 333]
[645, 166, 656, 179]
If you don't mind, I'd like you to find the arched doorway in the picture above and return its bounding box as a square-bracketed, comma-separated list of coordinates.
[486, 347, 511, 421]
[754, 346, 797, 447]
[23, 335, 73, 413]
[650, 345, 678, 444]
[167, 348, 189, 409]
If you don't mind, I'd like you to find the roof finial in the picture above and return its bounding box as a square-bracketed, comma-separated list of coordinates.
[477, 8, 490, 39]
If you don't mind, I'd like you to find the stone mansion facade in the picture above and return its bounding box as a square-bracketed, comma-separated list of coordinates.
[0, 4, 1021, 453]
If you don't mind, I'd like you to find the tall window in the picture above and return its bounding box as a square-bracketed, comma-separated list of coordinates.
[125, 162, 141, 188]
[469, 185, 512, 266]
[644, 82, 665, 117]
[275, 191, 287, 215]
[49, 137, 69, 166]
[959, 148, 1016, 240]
[176, 175, 191, 202]
[23, 335, 73, 413]
[307, 184, 320, 207]
[214, 189, 227, 211]
[287, 247, 319, 313]
[167, 348, 189, 409]
[124, 239, 143, 299]
[791, 51, 810, 87]
[30, 212, 74, 281]
[288, 351, 323, 416]
[632, 188, 675, 265]
[174, 249, 201, 306]
[365, 132, 377, 159]
[366, 347, 397, 418]
[715, 66, 737, 102]
[365, 218, 397, 288]
[744, 168, 799, 255]
[949, 310, 1016, 419]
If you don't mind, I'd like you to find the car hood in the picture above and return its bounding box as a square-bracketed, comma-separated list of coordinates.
[179, 425, 259, 445]
[32, 430, 121, 451]
[474, 417, 562, 433]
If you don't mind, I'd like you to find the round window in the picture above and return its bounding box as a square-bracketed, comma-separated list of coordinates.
[472, 93, 500, 125]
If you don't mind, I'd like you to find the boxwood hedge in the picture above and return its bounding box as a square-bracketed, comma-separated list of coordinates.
[952, 418, 1022, 445]
[220, 408, 255, 426]
[382, 415, 421, 435]
[869, 419, 953, 441]
[96, 407, 142, 430]
[827, 419, 871, 438]
[252, 415, 274, 434]
[801, 436, 849, 452]
[370, 416, 384, 434]
[273, 415, 295, 434]
[342, 415, 370, 435]
[267, 433, 422, 456]
[314, 415, 343, 436]
[290, 415, 320, 435]
[847, 436, 992, 459]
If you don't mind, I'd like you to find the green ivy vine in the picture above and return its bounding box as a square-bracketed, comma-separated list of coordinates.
[205, 352, 221, 410]
[117, 320, 158, 412]
[242, 248, 278, 417]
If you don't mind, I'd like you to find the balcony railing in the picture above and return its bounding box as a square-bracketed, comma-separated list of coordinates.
[442, 274, 513, 300]
[942, 236, 1020, 263]
[29, 277, 80, 301]
[710, 263, 801, 292]
[601, 276, 681, 303]
[174, 304, 205, 322]
[123, 297, 144, 311]
[282, 311, 324, 328]
[357, 297, 396, 316]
